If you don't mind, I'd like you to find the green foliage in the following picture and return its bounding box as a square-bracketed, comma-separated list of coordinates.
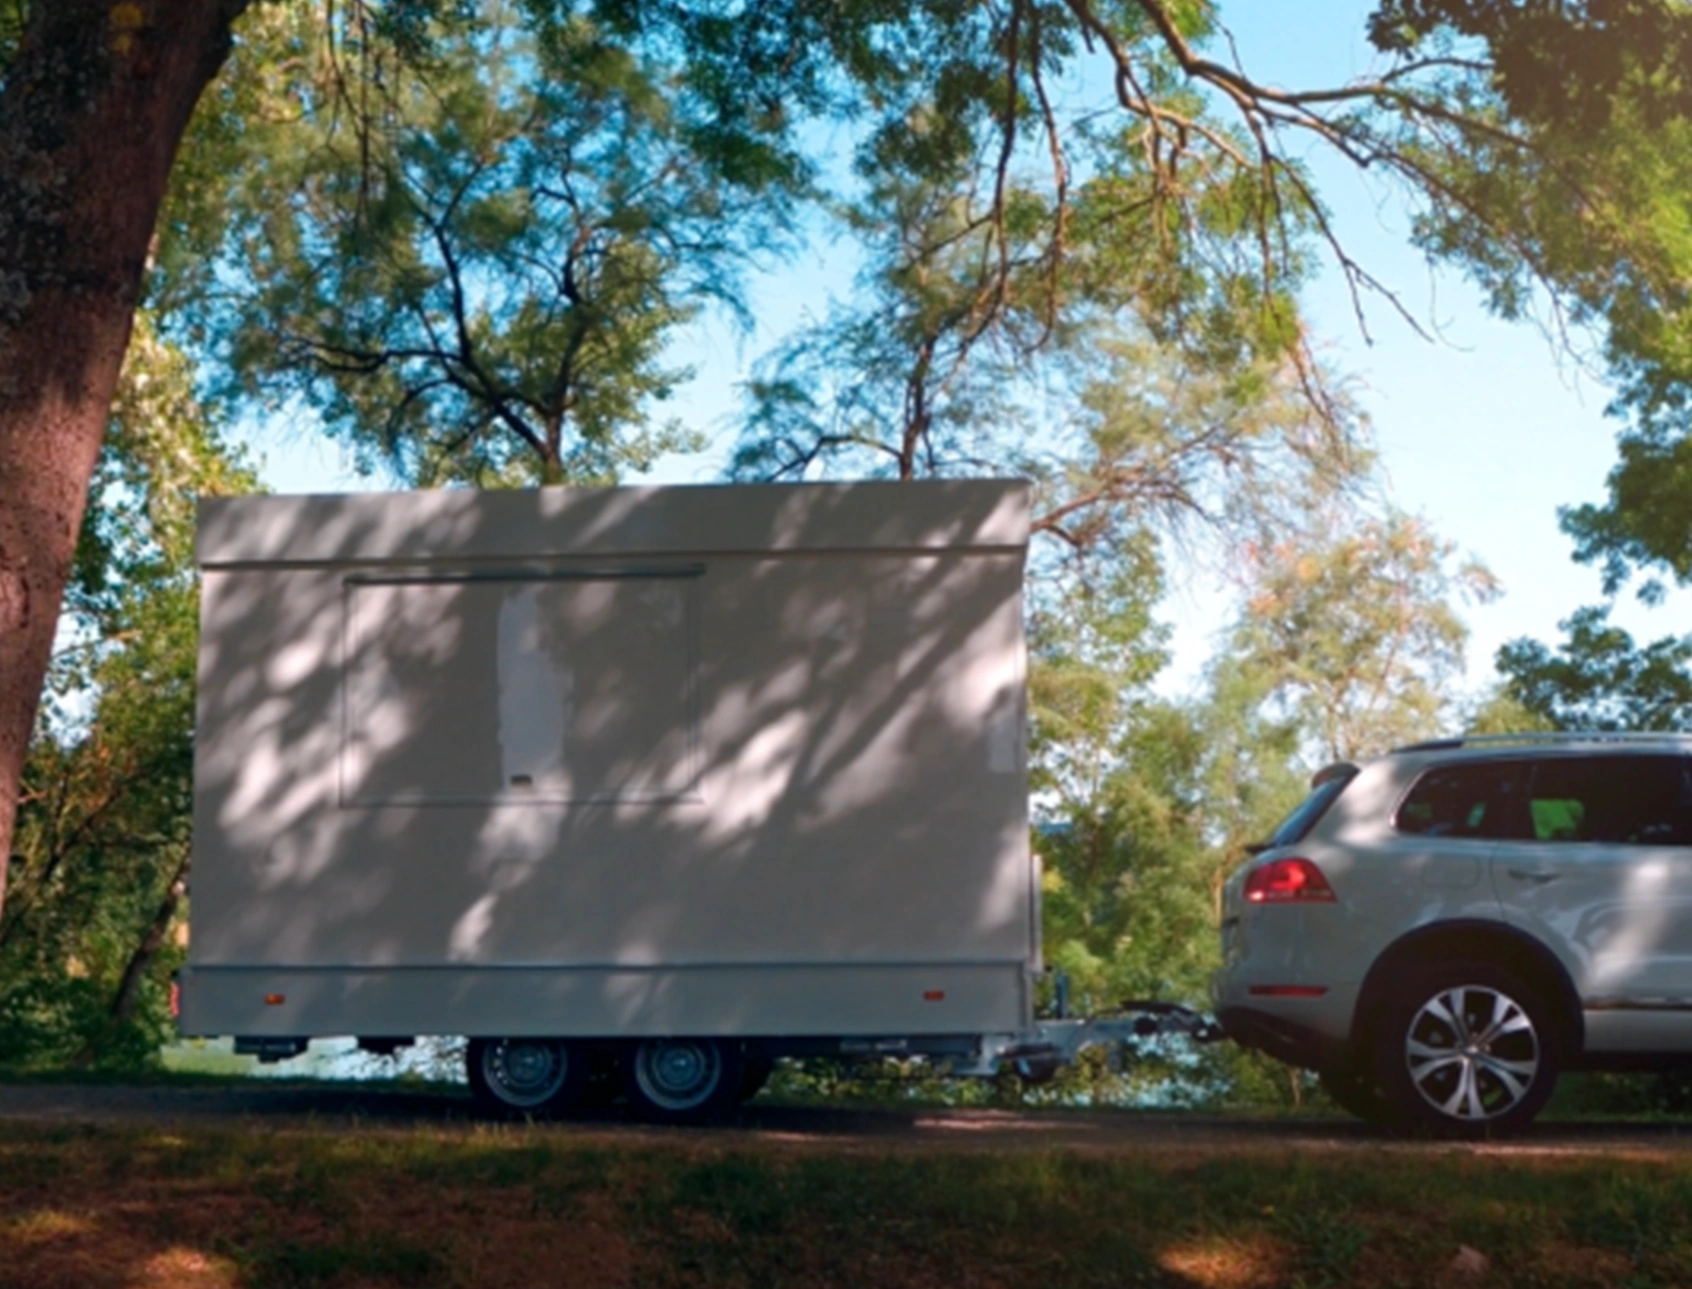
[1462, 686, 1556, 737]
[728, 18, 1359, 515]
[1563, 413, 1692, 600]
[168, 0, 798, 486]
[1369, 3, 1692, 600]
[1026, 521, 1312, 1037]
[119, 0, 1692, 556]
[1229, 511, 1499, 762]
[1370, 1, 1692, 132]
[1496, 604, 1692, 732]
[1027, 537, 1213, 1010]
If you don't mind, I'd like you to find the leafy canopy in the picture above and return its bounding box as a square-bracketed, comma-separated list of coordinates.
[134, 0, 1692, 507]
[1496, 605, 1692, 733]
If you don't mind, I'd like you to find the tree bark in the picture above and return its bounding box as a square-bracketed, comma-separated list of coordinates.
[0, 0, 246, 919]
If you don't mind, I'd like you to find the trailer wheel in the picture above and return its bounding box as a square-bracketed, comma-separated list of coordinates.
[1013, 1056, 1062, 1086]
[467, 1037, 590, 1117]
[623, 1038, 744, 1122]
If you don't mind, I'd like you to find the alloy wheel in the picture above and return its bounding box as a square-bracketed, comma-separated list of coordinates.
[1403, 984, 1541, 1123]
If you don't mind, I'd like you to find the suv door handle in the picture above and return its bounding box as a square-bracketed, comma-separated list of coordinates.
[1504, 867, 1560, 884]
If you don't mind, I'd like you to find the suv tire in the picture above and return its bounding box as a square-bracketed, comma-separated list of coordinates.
[1372, 959, 1560, 1138]
[1316, 1066, 1399, 1126]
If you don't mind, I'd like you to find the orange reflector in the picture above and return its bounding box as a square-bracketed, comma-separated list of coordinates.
[264, 993, 286, 1005]
[923, 990, 945, 1001]
[169, 981, 181, 1019]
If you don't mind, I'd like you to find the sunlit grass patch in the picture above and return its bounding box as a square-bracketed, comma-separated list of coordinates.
[1158, 1234, 1286, 1288]
[4, 1208, 97, 1242]
[134, 1245, 241, 1289]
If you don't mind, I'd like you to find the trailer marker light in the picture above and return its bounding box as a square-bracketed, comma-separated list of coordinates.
[1248, 985, 1329, 998]
[265, 994, 286, 1005]
[923, 990, 946, 1001]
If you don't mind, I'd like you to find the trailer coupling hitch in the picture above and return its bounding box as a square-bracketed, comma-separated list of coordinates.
[995, 1003, 1229, 1076]
[1115, 1000, 1227, 1043]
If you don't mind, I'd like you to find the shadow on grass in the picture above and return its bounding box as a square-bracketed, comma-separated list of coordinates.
[4, 1116, 1692, 1288]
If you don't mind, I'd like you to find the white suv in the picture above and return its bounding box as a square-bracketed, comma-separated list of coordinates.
[1214, 733, 1692, 1136]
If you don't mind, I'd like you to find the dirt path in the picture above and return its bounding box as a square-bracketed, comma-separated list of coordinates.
[3, 1081, 1690, 1157]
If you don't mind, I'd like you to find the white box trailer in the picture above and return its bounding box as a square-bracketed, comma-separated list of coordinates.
[182, 479, 1212, 1118]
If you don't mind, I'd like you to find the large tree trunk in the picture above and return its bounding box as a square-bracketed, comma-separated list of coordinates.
[0, 0, 246, 918]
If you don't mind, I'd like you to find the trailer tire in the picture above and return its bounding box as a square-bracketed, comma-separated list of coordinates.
[1013, 1056, 1062, 1086]
[467, 1037, 591, 1117]
[623, 1038, 743, 1122]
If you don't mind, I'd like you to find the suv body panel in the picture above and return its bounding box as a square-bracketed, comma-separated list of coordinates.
[1216, 753, 1514, 1057]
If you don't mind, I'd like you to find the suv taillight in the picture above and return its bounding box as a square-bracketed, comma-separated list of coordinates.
[1244, 857, 1336, 904]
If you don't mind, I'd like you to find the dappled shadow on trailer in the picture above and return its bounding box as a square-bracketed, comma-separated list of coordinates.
[185, 481, 1035, 1047]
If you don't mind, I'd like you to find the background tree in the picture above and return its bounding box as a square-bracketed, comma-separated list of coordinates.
[186, 1, 798, 486]
[1494, 606, 1692, 733]
[1180, 654, 1307, 913]
[1029, 541, 1213, 1008]
[1367, 1, 1692, 607]
[1026, 536, 1327, 1109]
[1228, 512, 1499, 763]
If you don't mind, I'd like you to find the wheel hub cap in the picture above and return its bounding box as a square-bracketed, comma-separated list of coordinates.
[485, 1039, 567, 1106]
[653, 1046, 705, 1092]
[634, 1040, 722, 1111]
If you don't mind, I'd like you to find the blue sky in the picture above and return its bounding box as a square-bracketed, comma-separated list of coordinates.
[1189, 3, 1692, 697]
[241, 2, 1688, 706]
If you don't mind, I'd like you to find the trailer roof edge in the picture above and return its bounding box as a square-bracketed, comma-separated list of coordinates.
[197, 479, 1033, 567]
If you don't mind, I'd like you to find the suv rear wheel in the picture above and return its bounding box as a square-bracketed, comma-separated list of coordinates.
[1316, 1066, 1399, 1126]
[1372, 960, 1560, 1137]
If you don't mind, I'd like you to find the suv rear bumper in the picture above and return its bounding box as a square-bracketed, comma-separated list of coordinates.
[1216, 1005, 1349, 1071]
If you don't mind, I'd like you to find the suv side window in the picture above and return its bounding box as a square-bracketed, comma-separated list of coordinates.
[1523, 754, 1692, 846]
[1396, 761, 1526, 839]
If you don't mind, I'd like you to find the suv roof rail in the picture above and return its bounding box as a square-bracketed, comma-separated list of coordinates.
[1394, 730, 1692, 753]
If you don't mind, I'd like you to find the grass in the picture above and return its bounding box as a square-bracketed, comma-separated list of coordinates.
[1, 1117, 1691, 1287]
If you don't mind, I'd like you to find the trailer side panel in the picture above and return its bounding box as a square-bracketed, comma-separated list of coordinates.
[184, 481, 1032, 1039]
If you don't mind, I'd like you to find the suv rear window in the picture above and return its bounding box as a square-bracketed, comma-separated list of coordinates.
[1396, 761, 1526, 839]
[1265, 770, 1355, 848]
